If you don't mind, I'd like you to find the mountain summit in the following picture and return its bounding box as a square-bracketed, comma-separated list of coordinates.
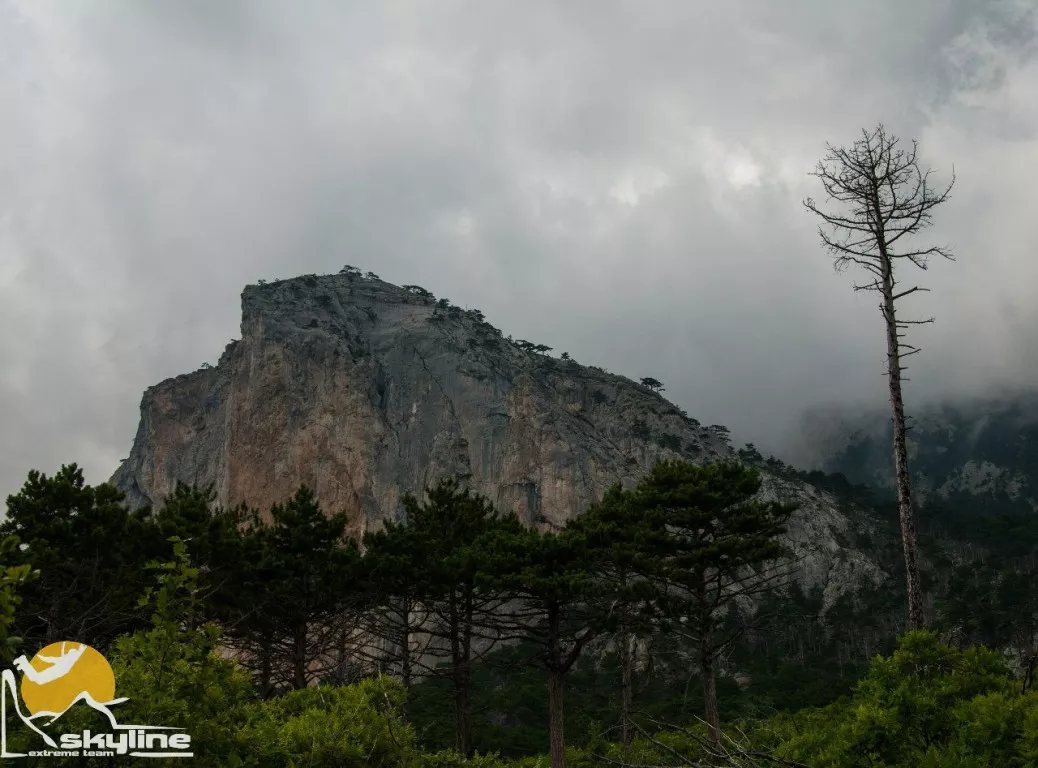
[110, 271, 732, 533]
[110, 270, 883, 606]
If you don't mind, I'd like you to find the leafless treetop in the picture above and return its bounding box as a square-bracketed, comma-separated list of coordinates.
[803, 123, 955, 294]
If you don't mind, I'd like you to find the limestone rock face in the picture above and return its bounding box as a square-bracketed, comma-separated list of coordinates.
[111, 272, 887, 602]
[111, 274, 733, 535]
[756, 473, 885, 609]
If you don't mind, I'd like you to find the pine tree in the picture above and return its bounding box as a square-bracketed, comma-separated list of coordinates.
[565, 483, 667, 749]
[0, 465, 156, 651]
[407, 479, 523, 756]
[629, 460, 795, 751]
[358, 515, 432, 718]
[480, 521, 603, 768]
[223, 487, 362, 693]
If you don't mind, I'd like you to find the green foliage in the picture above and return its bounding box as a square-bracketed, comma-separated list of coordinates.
[631, 461, 794, 614]
[630, 418, 651, 439]
[639, 377, 664, 392]
[416, 748, 510, 767]
[772, 631, 1038, 768]
[0, 535, 36, 663]
[482, 523, 601, 664]
[0, 464, 157, 650]
[656, 433, 682, 451]
[226, 486, 362, 693]
[105, 538, 259, 766]
[737, 443, 765, 463]
[152, 483, 248, 570]
[243, 678, 418, 767]
[8, 456, 1038, 766]
[364, 478, 524, 753]
[403, 284, 434, 298]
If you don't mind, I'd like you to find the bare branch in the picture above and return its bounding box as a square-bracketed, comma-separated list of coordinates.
[892, 286, 928, 300]
[895, 318, 935, 326]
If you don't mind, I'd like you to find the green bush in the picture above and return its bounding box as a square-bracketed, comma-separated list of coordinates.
[243, 679, 417, 767]
[770, 631, 1038, 767]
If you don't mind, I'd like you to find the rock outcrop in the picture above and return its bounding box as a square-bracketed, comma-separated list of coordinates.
[111, 271, 885, 605]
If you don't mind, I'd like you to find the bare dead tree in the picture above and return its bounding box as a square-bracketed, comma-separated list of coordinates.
[803, 124, 955, 631]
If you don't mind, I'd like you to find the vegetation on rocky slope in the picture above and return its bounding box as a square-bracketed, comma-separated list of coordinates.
[2, 456, 1037, 766]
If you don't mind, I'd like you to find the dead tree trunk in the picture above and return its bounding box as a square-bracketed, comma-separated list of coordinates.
[880, 257, 925, 630]
[804, 124, 955, 631]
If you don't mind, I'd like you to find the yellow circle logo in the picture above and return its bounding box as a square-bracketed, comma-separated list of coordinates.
[18, 642, 116, 716]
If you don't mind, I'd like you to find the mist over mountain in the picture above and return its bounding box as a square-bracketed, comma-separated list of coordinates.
[792, 391, 1038, 514]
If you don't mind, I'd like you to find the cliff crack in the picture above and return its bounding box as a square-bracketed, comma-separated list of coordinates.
[410, 345, 459, 423]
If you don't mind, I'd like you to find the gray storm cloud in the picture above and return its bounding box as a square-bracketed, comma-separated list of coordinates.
[1, 0, 1036, 499]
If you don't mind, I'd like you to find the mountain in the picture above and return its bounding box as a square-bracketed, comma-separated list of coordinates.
[798, 393, 1038, 515]
[110, 270, 887, 607]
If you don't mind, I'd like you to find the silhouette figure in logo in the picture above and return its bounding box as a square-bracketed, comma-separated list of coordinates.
[12, 642, 87, 685]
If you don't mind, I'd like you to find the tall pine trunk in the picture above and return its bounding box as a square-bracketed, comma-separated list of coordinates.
[454, 665, 473, 756]
[292, 621, 308, 690]
[548, 667, 566, 768]
[880, 254, 925, 630]
[399, 601, 412, 722]
[620, 630, 635, 749]
[448, 592, 475, 757]
[258, 635, 274, 698]
[694, 573, 721, 752]
[458, 592, 475, 757]
[700, 629, 720, 752]
[547, 603, 567, 768]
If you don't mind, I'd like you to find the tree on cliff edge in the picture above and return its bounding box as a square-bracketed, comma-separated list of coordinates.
[804, 124, 955, 631]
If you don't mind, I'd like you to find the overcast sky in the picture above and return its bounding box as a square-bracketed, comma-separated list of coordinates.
[2, 0, 1037, 500]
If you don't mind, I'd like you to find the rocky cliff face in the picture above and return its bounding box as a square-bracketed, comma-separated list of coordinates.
[111, 271, 884, 605]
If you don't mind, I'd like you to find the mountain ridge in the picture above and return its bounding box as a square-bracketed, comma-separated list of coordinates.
[110, 270, 889, 608]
